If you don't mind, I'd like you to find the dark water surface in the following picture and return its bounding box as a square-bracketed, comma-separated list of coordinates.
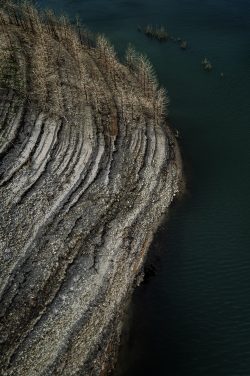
[38, 0, 250, 374]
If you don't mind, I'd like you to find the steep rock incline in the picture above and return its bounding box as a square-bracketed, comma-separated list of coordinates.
[0, 3, 182, 375]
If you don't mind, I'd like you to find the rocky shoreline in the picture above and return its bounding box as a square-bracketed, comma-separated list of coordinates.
[0, 3, 182, 375]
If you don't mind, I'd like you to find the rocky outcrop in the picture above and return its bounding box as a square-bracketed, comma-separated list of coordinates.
[0, 3, 182, 375]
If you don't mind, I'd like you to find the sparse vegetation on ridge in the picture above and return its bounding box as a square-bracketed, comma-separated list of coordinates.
[0, 1, 169, 126]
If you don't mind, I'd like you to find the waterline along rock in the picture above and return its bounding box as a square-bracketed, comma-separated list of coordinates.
[0, 2, 182, 375]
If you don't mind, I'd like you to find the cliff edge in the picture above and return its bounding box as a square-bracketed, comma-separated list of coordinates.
[0, 3, 182, 375]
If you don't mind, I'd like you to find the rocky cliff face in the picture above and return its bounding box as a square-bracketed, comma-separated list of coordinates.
[0, 3, 182, 375]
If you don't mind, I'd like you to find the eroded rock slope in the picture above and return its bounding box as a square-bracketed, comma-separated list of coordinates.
[0, 3, 182, 375]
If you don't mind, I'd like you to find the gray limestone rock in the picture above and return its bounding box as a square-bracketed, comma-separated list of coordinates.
[0, 2, 182, 375]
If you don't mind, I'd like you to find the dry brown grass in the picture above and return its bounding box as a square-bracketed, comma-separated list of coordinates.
[0, 1, 169, 125]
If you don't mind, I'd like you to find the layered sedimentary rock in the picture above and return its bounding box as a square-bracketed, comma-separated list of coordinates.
[0, 3, 182, 375]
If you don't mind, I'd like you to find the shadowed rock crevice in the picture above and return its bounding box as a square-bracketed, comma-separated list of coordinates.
[0, 2, 182, 375]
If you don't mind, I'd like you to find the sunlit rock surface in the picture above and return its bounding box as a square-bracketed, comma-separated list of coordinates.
[0, 3, 182, 375]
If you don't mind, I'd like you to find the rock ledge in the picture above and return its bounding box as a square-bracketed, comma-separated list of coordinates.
[0, 3, 182, 375]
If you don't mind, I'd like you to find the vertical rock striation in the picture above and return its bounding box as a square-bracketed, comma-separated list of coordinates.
[0, 3, 182, 375]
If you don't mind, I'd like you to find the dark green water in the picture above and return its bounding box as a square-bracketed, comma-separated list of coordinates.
[39, 1, 250, 374]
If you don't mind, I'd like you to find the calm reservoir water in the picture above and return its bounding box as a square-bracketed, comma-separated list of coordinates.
[39, 1, 250, 374]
